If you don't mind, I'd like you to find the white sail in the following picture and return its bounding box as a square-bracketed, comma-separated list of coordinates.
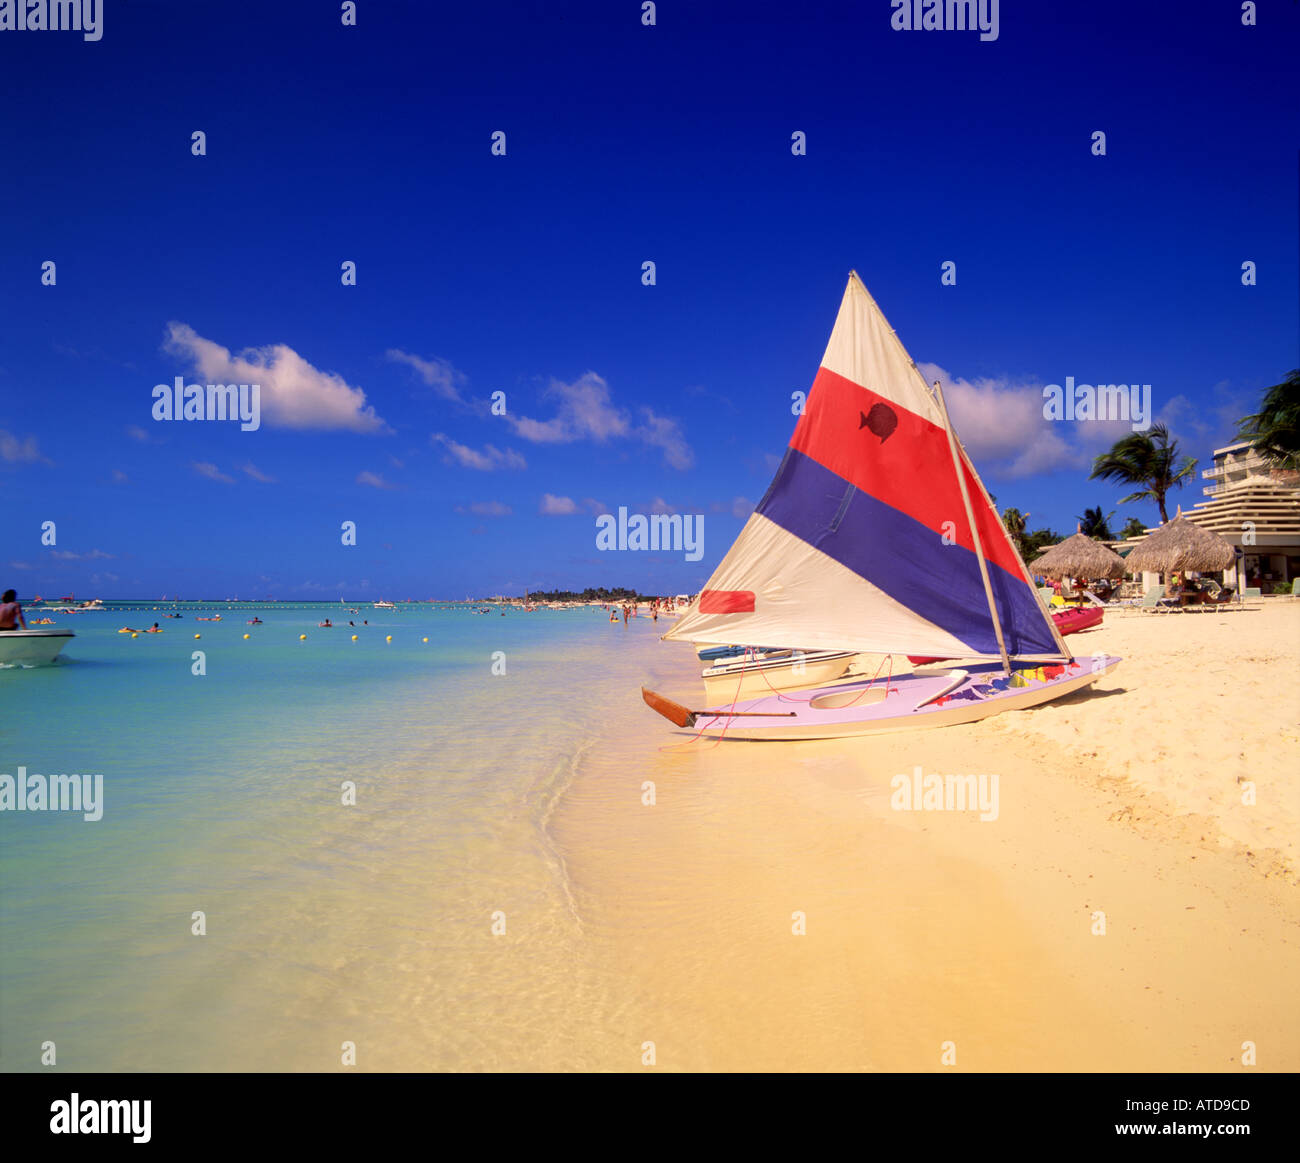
[666, 273, 1066, 660]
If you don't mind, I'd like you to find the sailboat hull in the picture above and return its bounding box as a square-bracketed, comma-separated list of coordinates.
[686, 656, 1119, 741]
[700, 648, 857, 700]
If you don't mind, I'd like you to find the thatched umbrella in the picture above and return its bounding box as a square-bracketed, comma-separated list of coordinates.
[1123, 512, 1236, 575]
[1030, 532, 1126, 580]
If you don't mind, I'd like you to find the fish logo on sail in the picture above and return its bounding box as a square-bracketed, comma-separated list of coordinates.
[860, 402, 897, 443]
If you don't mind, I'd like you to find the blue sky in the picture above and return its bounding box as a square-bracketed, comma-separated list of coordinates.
[3, 0, 1296, 598]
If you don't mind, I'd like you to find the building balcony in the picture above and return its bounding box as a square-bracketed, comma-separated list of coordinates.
[1202, 453, 1270, 479]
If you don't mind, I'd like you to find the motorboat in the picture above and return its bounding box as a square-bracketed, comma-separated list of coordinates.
[0, 629, 75, 666]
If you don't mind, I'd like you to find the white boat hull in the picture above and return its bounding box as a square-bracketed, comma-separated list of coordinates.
[0, 629, 75, 666]
[701, 649, 858, 701]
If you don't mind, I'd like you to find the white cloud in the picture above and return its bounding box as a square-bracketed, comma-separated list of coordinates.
[919, 362, 1093, 480]
[48, 548, 113, 560]
[508, 372, 629, 443]
[540, 493, 578, 515]
[456, 501, 512, 517]
[649, 497, 676, 515]
[637, 407, 694, 470]
[431, 432, 526, 471]
[165, 322, 390, 433]
[506, 372, 694, 469]
[731, 496, 755, 520]
[0, 430, 46, 464]
[125, 425, 151, 442]
[356, 471, 398, 489]
[239, 462, 276, 483]
[386, 349, 465, 404]
[111, 469, 129, 484]
[193, 461, 235, 483]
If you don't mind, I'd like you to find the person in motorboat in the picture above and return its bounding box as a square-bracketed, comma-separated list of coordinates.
[0, 589, 27, 631]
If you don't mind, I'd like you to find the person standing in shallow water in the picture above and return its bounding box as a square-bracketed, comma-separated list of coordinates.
[0, 589, 26, 630]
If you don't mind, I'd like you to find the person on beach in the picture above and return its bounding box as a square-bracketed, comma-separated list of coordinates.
[0, 589, 26, 630]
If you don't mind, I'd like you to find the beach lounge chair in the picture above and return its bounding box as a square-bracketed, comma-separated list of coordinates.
[1137, 585, 1171, 613]
[1198, 582, 1236, 609]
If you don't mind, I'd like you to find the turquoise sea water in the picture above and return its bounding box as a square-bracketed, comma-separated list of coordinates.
[1, 602, 668, 1071]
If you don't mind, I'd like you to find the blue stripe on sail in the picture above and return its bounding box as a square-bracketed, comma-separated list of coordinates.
[756, 449, 1060, 656]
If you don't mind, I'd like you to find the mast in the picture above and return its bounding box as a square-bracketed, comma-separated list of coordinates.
[930, 379, 1012, 676]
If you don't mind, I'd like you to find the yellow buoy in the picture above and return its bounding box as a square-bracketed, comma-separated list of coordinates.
[194, 633, 201, 639]
[243, 633, 250, 639]
[351, 634, 358, 641]
[300, 634, 307, 640]
[386, 635, 392, 642]
[131, 632, 139, 638]
[422, 637, 428, 643]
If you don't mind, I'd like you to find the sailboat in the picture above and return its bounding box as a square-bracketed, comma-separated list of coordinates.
[642, 272, 1120, 740]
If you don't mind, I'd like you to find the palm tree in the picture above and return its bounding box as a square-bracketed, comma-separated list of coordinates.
[1076, 505, 1116, 540]
[1024, 527, 1064, 557]
[1089, 423, 1198, 523]
[1001, 507, 1028, 557]
[1119, 516, 1147, 540]
[1235, 370, 1300, 469]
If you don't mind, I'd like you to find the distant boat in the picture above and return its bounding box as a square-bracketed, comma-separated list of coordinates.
[373, 600, 396, 609]
[907, 605, 1103, 666]
[0, 629, 75, 667]
[643, 272, 1120, 740]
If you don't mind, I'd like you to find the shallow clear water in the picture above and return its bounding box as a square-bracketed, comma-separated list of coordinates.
[1, 603, 662, 1071]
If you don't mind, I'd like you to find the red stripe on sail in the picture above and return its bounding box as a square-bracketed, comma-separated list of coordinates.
[698, 589, 756, 614]
[789, 366, 1023, 579]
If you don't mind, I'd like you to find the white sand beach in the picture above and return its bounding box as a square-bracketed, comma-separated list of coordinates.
[551, 601, 1300, 1071]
